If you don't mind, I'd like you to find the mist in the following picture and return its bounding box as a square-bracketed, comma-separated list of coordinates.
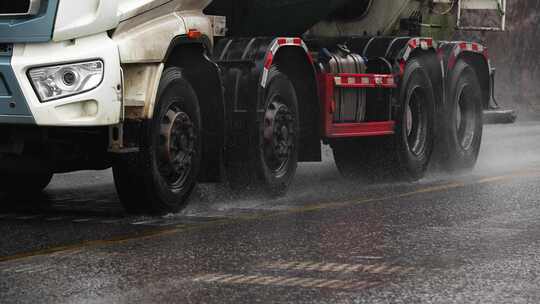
[457, 1, 540, 120]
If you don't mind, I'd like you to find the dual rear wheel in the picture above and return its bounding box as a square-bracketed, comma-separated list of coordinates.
[333, 58, 435, 182]
[113, 58, 482, 214]
[333, 58, 483, 182]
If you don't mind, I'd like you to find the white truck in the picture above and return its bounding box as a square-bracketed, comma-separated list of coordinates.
[0, 0, 508, 214]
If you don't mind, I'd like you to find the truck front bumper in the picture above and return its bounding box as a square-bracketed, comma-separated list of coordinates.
[2, 33, 122, 126]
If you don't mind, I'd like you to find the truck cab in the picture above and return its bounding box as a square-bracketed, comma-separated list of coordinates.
[0, 1, 215, 202]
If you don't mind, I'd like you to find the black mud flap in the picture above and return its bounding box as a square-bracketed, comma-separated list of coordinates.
[483, 108, 517, 125]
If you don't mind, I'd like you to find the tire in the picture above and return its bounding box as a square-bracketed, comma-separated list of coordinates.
[440, 60, 483, 172]
[332, 58, 435, 182]
[394, 58, 436, 180]
[227, 66, 299, 196]
[0, 171, 53, 194]
[113, 67, 201, 214]
[331, 137, 392, 182]
[332, 140, 364, 180]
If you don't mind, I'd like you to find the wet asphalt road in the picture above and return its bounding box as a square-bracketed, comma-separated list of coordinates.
[1, 122, 540, 303]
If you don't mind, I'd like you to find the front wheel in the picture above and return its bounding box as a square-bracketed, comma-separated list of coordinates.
[113, 67, 201, 214]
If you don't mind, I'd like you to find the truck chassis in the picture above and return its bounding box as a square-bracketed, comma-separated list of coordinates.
[104, 35, 488, 213]
[0, 1, 494, 214]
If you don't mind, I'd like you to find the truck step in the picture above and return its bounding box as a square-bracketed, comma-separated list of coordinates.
[319, 72, 396, 139]
[325, 121, 395, 138]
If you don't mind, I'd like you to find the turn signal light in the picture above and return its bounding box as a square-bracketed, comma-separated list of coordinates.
[187, 29, 202, 40]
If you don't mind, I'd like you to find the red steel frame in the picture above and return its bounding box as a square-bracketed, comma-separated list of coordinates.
[319, 73, 397, 139]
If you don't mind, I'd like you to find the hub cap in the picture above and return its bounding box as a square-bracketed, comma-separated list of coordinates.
[158, 104, 196, 189]
[263, 98, 295, 176]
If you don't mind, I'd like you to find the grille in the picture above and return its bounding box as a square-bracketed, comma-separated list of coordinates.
[0, 0, 38, 16]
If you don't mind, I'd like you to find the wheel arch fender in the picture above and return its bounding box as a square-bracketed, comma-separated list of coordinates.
[260, 38, 321, 162]
[394, 38, 443, 124]
[113, 12, 188, 64]
[216, 37, 321, 163]
[121, 37, 225, 182]
[163, 38, 226, 183]
[440, 42, 491, 110]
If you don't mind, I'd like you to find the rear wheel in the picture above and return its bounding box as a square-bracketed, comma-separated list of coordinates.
[113, 67, 201, 214]
[395, 59, 435, 180]
[440, 60, 483, 172]
[332, 58, 435, 182]
[332, 138, 387, 182]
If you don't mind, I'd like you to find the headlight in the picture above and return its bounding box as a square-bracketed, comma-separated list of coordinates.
[28, 60, 104, 102]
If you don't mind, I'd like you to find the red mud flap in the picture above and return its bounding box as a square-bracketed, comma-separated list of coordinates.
[483, 108, 517, 125]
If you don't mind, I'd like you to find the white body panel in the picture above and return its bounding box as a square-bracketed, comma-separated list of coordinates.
[118, 0, 173, 21]
[10, 0, 216, 126]
[12, 33, 122, 126]
[53, 0, 120, 41]
[53, 0, 214, 41]
[113, 3, 213, 63]
[19, 0, 215, 126]
[114, 12, 188, 63]
[178, 10, 213, 38]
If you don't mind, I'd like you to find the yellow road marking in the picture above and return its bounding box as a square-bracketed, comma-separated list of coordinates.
[0, 227, 189, 263]
[233, 275, 260, 284]
[274, 276, 301, 285]
[2, 168, 540, 264]
[477, 169, 540, 184]
[401, 182, 465, 195]
[247, 275, 271, 285]
[203, 274, 232, 283]
[320, 263, 338, 272]
[386, 266, 403, 274]
[343, 265, 363, 273]
[332, 264, 349, 272]
[220, 274, 246, 283]
[306, 262, 325, 271]
[294, 278, 318, 287]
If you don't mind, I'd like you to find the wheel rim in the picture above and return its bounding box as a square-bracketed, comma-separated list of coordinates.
[456, 85, 477, 151]
[158, 103, 196, 190]
[263, 96, 295, 177]
[405, 87, 429, 156]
